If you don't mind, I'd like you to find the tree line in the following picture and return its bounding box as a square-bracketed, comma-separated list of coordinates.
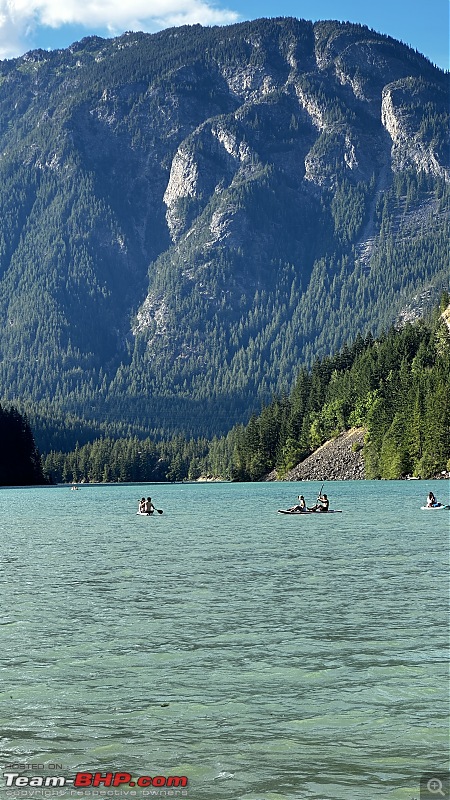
[40, 298, 450, 484]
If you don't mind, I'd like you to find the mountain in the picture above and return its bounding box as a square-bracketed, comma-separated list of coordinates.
[0, 18, 448, 449]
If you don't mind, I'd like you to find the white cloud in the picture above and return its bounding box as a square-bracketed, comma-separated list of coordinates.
[0, 0, 239, 58]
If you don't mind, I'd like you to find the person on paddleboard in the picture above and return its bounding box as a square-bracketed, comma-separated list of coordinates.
[426, 491, 437, 507]
[138, 497, 146, 513]
[288, 495, 307, 512]
[144, 497, 156, 514]
[308, 492, 329, 512]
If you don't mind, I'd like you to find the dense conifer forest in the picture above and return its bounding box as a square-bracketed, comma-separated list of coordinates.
[0, 406, 46, 484]
[41, 299, 450, 484]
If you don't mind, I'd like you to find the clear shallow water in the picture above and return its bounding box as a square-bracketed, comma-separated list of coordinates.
[0, 480, 448, 800]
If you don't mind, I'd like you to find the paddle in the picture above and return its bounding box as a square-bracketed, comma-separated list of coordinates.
[156, 508, 163, 514]
[308, 483, 324, 512]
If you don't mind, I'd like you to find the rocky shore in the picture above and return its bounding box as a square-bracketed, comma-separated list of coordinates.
[266, 428, 366, 481]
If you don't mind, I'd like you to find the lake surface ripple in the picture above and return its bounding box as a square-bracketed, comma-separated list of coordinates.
[0, 480, 448, 799]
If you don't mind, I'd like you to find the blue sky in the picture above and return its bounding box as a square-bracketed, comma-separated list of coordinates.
[1, 0, 448, 70]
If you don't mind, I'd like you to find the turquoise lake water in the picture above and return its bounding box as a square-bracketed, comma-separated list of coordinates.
[0, 480, 449, 800]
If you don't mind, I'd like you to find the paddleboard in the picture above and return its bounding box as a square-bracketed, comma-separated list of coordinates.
[277, 509, 342, 514]
[420, 504, 450, 510]
[137, 511, 154, 515]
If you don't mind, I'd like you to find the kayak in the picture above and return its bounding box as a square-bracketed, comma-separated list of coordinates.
[277, 509, 342, 514]
[420, 504, 450, 510]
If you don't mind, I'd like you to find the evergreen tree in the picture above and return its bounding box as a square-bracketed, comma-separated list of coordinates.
[0, 405, 46, 485]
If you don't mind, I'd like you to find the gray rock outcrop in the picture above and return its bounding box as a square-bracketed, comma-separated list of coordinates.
[285, 428, 366, 481]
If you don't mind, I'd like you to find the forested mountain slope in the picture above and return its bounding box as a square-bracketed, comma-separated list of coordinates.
[0, 18, 448, 448]
[42, 299, 450, 483]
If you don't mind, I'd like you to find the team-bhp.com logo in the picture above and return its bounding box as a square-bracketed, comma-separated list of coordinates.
[3, 772, 188, 789]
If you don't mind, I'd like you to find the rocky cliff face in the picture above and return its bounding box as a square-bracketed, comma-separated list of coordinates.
[381, 80, 450, 180]
[158, 22, 448, 226]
